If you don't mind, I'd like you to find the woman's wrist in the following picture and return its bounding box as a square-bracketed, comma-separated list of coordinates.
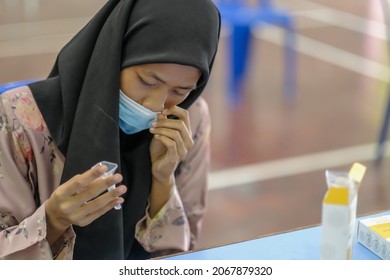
[149, 175, 174, 218]
[45, 202, 69, 246]
[152, 173, 174, 189]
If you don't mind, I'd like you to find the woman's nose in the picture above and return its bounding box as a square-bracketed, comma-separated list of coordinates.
[141, 90, 166, 112]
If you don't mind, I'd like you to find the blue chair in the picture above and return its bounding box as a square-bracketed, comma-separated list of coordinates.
[376, 0, 390, 163]
[376, 96, 390, 162]
[0, 79, 38, 94]
[215, 0, 296, 106]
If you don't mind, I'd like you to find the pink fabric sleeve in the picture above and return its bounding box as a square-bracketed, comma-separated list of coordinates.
[0, 203, 75, 259]
[135, 97, 211, 254]
[0, 87, 75, 259]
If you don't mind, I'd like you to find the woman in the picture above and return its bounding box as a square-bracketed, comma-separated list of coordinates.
[0, 0, 220, 259]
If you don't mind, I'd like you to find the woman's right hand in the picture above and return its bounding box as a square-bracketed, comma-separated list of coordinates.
[45, 164, 127, 245]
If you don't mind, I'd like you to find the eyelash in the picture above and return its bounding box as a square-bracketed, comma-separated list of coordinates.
[138, 76, 187, 97]
[139, 77, 156, 88]
[171, 90, 186, 97]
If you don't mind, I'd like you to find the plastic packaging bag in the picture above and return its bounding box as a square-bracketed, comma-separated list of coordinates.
[320, 162, 366, 259]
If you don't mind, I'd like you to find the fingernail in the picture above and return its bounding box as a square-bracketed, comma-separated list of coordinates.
[120, 185, 127, 194]
[97, 164, 107, 173]
[113, 174, 122, 183]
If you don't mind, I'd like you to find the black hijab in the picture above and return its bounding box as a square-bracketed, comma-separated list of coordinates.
[29, 0, 220, 259]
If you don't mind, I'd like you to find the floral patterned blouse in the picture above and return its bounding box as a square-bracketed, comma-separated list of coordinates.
[0, 86, 210, 259]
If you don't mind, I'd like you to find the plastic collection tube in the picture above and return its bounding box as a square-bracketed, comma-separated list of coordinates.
[92, 161, 121, 210]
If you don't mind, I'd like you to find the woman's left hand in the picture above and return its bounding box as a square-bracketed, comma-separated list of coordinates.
[149, 106, 194, 184]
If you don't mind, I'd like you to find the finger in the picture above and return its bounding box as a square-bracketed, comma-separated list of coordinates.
[58, 164, 108, 198]
[157, 112, 167, 121]
[151, 113, 194, 152]
[77, 173, 123, 206]
[153, 134, 180, 162]
[85, 184, 127, 213]
[70, 185, 127, 225]
[162, 106, 192, 134]
[150, 128, 188, 159]
[151, 120, 193, 150]
[53, 173, 123, 216]
[150, 111, 194, 150]
[78, 195, 126, 227]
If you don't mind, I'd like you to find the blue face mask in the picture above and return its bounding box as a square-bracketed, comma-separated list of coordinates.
[119, 90, 158, 134]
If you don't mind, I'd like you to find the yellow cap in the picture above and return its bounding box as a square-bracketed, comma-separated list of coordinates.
[348, 162, 366, 184]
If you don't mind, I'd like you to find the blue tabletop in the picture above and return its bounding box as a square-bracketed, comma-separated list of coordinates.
[164, 211, 390, 260]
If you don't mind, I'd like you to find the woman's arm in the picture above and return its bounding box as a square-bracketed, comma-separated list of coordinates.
[135, 97, 210, 254]
[0, 87, 74, 259]
[0, 87, 128, 259]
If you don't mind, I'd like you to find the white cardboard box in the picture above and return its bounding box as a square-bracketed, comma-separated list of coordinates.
[320, 185, 357, 259]
[320, 163, 366, 260]
[357, 215, 390, 260]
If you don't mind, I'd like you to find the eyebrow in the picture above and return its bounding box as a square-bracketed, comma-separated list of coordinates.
[145, 70, 197, 91]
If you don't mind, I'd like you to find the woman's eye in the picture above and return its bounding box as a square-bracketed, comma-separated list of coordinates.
[171, 90, 187, 97]
[139, 77, 156, 87]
